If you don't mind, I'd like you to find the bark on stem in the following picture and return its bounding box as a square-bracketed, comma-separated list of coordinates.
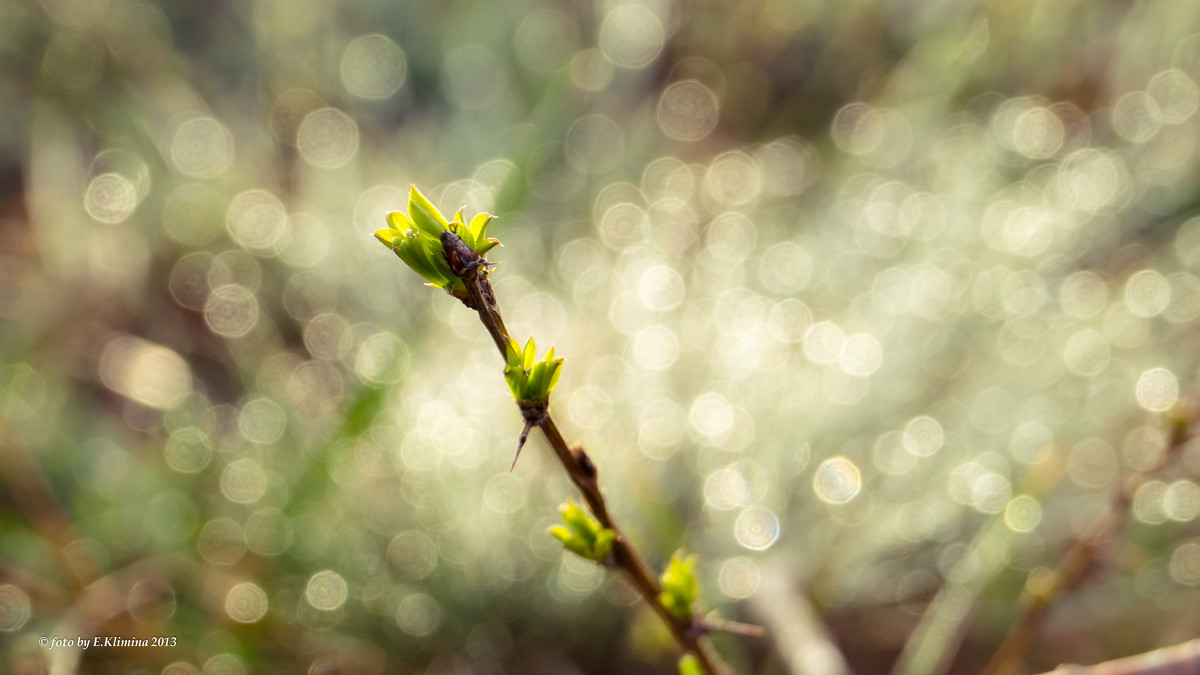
[452, 248, 731, 675]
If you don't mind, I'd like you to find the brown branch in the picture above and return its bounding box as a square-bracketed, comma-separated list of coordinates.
[982, 408, 1195, 675]
[446, 231, 740, 675]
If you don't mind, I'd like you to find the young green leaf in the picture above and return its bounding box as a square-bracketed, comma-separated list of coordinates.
[523, 337, 535, 370]
[677, 654, 707, 675]
[658, 552, 699, 622]
[549, 500, 616, 562]
[406, 184, 449, 238]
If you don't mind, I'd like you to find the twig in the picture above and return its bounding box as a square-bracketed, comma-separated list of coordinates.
[981, 408, 1195, 675]
[447, 231, 736, 675]
[1034, 639, 1200, 675]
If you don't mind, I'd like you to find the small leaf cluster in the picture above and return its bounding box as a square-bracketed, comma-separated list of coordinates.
[658, 552, 699, 622]
[548, 500, 616, 562]
[504, 336, 563, 403]
[373, 185, 499, 293]
[677, 654, 708, 675]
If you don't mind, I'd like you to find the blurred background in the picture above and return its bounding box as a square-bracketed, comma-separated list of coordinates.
[3, 0, 1200, 673]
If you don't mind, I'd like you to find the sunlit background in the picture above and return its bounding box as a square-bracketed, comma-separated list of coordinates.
[4, 1, 1200, 673]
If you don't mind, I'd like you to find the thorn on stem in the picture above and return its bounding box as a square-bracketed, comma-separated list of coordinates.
[512, 419, 535, 472]
[512, 400, 549, 472]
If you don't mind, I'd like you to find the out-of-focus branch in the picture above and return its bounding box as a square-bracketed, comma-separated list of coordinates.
[748, 563, 852, 675]
[1034, 639, 1200, 675]
[982, 407, 1195, 675]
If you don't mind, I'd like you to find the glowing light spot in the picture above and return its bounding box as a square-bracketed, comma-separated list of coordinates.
[1125, 269, 1170, 317]
[1063, 330, 1110, 376]
[703, 151, 762, 206]
[269, 89, 324, 145]
[761, 243, 814, 297]
[483, 473, 526, 514]
[734, 507, 780, 551]
[556, 554, 605, 599]
[690, 392, 734, 438]
[1012, 107, 1064, 159]
[169, 252, 212, 310]
[972, 473, 1012, 514]
[657, 80, 720, 141]
[296, 108, 359, 168]
[1136, 367, 1178, 412]
[387, 532, 438, 580]
[513, 9, 578, 73]
[340, 34, 406, 99]
[1004, 495, 1042, 533]
[568, 48, 613, 91]
[638, 399, 686, 458]
[198, 518, 246, 565]
[224, 582, 268, 623]
[305, 570, 348, 611]
[803, 322, 844, 364]
[98, 336, 191, 409]
[839, 334, 882, 377]
[1111, 91, 1161, 142]
[873, 431, 917, 475]
[227, 189, 287, 254]
[245, 508, 292, 556]
[238, 398, 285, 444]
[757, 137, 818, 197]
[832, 103, 911, 167]
[205, 285, 259, 338]
[395, 593, 441, 636]
[42, 32, 102, 91]
[355, 332, 410, 385]
[633, 325, 680, 370]
[704, 468, 744, 510]
[767, 299, 813, 343]
[565, 114, 624, 173]
[1060, 270, 1108, 318]
[813, 457, 861, 504]
[1148, 69, 1199, 124]
[568, 385, 612, 429]
[303, 313, 352, 361]
[203, 654, 246, 675]
[705, 212, 756, 262]
[221, 458, 267, 504]
[599, 5, 663, 68]
[170, 117, 234, 178]
[903, 416, 943, 457]
[164, 427, 212, 474]
[0, 585, 31, 632]
[1133, 480, 1169, 524]
[1165, 272, 1200, 323]
[85, 173, 138, 223]
[599, 202, 648, 250]
[1165, 481, 1200, 522]
[1057, 149, 1128, 213]
[718, 557, 762, 599]
[638, 265, 685, 311]
[1170, 542, 1200, 584]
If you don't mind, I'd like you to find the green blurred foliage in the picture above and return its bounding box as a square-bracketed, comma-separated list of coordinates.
[1, 1, 1200, 674]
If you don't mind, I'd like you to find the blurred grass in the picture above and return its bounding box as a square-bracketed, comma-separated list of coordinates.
[3, 1, 1200, 674]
